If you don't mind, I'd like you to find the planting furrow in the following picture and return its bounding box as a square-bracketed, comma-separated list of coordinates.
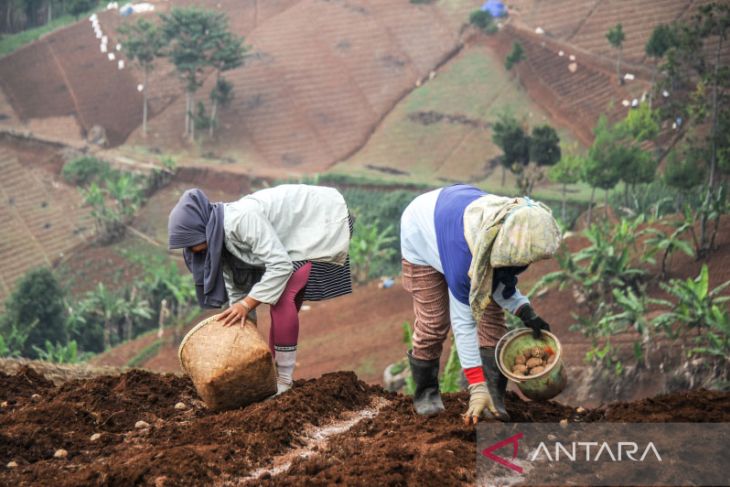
[235, 397, 391, 485]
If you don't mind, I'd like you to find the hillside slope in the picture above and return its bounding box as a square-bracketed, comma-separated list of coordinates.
[132, 0, 478, 171]
[0, 137, 93, 306]
[0, 1, 481, 169]
[513, 0, 714, 66]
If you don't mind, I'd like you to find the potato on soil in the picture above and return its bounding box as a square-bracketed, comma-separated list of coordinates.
[529, 366, 545, 375]
[526, 357, 544, 368]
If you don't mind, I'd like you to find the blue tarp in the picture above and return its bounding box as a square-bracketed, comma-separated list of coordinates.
[481, 0, 507, 18]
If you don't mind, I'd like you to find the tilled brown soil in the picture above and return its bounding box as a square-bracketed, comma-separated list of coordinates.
[1, 367, 728, 486]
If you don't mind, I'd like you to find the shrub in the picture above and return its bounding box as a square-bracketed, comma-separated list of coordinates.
[62, 156, 110, 186]
[0, 268, 68, 359]
[664, 150, 706, 192]
[81, 170, 146, 244]
[609, 180, 703, 219]
[32, 340, 90, 364]
[343, 188, 420, 278]
[469, 10, 497, 33]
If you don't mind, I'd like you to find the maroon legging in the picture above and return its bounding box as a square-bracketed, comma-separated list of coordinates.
[269, 262, 312, 354]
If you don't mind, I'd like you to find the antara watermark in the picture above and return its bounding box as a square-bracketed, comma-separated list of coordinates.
[529, 441, 662, 462]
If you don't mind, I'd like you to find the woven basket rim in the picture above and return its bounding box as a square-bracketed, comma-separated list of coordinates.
[178, 315, 221, 373]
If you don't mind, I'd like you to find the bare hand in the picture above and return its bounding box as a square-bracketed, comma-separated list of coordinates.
[219, 302, 249, 328]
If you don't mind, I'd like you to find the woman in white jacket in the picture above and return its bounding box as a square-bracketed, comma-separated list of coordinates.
[168, 184, 354, 393]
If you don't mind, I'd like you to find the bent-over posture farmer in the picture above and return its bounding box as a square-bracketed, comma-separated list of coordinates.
[400, 184, 560, 424]
[168, 184, 354, 394]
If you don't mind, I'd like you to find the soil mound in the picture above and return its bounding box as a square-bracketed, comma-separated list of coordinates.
[602, 388, 729, 422]
[0, 366, 54, 403]
[0, 368, 727, 486]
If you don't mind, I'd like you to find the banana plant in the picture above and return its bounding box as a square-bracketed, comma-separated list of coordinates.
[32, 340, 90, 364]
[596, 287, 672, 369]
[349, 219, 396, 283]
[0, 320, 34, 358]
[690, 305, 730, 359]
[106, 172, 144, 219]
[644, 219, 695, 278]
[657, 265, 730, 356]
[530, 216, 650, 311]
[81, 283, 152, 349]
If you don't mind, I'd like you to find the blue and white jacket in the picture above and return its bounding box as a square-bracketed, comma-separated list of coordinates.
[401, 185, 530, 372]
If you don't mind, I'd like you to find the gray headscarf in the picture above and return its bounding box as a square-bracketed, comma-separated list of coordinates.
[168, 189, 227, 308]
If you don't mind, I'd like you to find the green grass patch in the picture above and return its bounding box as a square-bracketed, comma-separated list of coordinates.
[0, 12, 93, 58]
[331, 45, 580, 191]
[276, 172, 433, 191]
[118, 233, 171, 263]
[126, 338, 163, 368]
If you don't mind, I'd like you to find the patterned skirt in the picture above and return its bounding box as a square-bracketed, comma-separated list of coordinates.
[291, 214, 354, 302]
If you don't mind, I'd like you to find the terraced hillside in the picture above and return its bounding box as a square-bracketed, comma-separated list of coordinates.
[0, 140, 94, 305]
[0, 9, 144, 146]
[515, 0, 726, 67]
[498, 25, 647, 144]
[134, 0, 480, 172]
[331, 39, 579, 189]
[0, 0, 481, 170]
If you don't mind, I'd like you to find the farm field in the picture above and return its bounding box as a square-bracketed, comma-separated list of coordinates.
[0, 0, 482, 170]
[1, 366, 728, 486]
[513, 0, 704, 65]
[0, 137, 94, 307]
[0, 0, 728, 484]
[87, 213, 730, 408]
[497, 25, 648, 142]
[329, 40, 589, 201]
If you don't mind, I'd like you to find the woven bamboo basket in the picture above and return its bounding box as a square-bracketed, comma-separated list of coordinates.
[178, 315, 277, 411]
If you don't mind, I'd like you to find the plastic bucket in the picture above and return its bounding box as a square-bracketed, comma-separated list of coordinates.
[495, 328, 567, 401]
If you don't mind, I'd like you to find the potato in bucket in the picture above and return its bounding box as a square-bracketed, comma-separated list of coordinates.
[178, 315, 277, 411]
[495, 328, 567, 401]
